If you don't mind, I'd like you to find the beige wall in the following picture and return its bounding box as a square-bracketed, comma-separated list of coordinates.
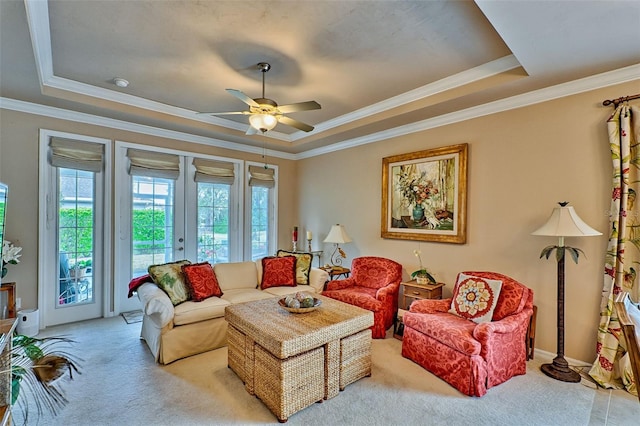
[0, 110, 297, 314]
[300, 80, 639, 363]
[1, 79, 638, 363]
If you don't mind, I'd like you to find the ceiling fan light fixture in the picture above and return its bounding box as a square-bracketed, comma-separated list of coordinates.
[249, 113, 278, 132]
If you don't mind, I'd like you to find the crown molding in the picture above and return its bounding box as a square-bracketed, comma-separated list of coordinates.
[0, 97, 296, 161]
[297, 64, 640, 159]
[298, 55, 521, 141]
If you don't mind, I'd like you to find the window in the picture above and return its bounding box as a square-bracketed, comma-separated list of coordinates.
[246, 164, 277, 261]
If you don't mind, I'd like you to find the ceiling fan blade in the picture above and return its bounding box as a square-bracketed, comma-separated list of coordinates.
[277, 101, 321, 113]
[279, 116, 315, 132]
[245, 126, 259, 136]
[226, 89, 260, 107]
[197, 111, 249, 115]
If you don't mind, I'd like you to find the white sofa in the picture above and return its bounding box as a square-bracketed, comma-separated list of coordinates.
[137, 260, 329, 364]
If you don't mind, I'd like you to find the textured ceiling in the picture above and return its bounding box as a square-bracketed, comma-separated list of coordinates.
[1, 0, 639, 155]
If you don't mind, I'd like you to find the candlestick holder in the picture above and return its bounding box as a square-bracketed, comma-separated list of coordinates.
[292, 240, 297, 251]
[307, 239, 312, 252]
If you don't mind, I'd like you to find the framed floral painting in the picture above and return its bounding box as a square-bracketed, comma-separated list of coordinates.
[381, 143, 468, 243]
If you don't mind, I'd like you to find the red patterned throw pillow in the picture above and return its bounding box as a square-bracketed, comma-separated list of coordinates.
[449, 273, 502, 323]
[261, 256, 297, 290]
[181, 262, 223, 302]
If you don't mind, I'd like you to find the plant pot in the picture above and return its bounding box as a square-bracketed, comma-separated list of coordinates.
[416, 275, 429, 285]
[70, 267, 87, 279]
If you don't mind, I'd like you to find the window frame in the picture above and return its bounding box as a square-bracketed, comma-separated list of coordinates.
[244, 161, 278, 261]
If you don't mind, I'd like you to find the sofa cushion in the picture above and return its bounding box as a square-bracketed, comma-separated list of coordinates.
[182, 262, 223, 302]
[148, 259, 192, 306]
[213, 261, 259, 291]
[321, 287, 382, 312]
[277, 250, 313, 285]
[173, 296, 231, 326]
[449, 273, 502, 323]
[404, 311, 481, 356]
[261, 256, 297, 290]
[220, 288, 275, 304]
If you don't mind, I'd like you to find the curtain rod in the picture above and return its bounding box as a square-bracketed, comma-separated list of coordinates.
[602, 94, 640, 107]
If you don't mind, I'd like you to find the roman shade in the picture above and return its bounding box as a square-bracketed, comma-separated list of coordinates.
[193, 158, 235, 184]
[127, 148, 180, 179]
[49, 137, 105, 172]
[248, 165, 275, 188]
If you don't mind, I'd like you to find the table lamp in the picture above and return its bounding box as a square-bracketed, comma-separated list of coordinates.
[323, 224, 352, 267]
[532, 202, 601, 382]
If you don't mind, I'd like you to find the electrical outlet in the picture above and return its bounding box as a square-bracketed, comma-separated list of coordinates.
[16, 297, 21, 310]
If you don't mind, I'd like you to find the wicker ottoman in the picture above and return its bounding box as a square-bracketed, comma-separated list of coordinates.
[254, 344, 325, 422]
[225, 295, 373, 422]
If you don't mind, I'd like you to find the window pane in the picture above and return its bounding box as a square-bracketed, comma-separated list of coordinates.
[251, 186, 269, 261]
[197, 182, 230, 264]
[58, 168, 94, 306]
[132, 176, 174, 277]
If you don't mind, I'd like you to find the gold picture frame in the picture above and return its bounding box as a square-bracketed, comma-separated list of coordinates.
[381, 143, 468, 243]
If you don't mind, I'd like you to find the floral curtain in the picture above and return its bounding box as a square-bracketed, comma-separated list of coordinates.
[589, 104, 639, 397]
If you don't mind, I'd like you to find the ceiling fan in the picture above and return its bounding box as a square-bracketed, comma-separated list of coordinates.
[199, 62, 321, 135]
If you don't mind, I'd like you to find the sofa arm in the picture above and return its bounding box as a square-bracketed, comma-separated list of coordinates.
[324, 277, 356, 291]
[375, 281, 400, 303]
[136, 282, 174, 329]
[308, 267, 330, 293]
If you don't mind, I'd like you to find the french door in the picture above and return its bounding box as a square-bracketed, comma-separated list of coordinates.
[114, 142, 242, 314]
[39, 131, 111, 327]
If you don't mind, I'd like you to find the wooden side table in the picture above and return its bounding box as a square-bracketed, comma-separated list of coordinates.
[400, 280, 444, 311]
[0, 283, 16, 319]
[320, 266, 351, 281]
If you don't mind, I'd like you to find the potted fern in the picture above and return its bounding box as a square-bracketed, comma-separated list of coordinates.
[4, 334, 80, 424]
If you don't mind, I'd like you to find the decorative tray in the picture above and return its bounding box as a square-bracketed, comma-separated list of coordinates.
[278, 297, 322, 313]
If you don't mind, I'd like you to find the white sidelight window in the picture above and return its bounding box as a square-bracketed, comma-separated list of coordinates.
[246, 163, 277, 261]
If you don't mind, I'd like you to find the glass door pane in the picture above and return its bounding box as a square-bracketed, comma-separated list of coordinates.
[197, 183, 230, 264]
[58, 168, 94, 307]
[131, 176, 175, 276]
[250, 186, 269, 261]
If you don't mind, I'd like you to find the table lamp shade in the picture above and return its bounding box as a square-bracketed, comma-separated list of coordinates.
[531, 205, 601, 237]
[324, 224, 352, 244]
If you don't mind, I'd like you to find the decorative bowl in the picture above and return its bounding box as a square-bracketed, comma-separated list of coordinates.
[278, 297, 322, 313]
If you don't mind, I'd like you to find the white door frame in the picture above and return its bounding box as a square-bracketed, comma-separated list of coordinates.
[38, 129, 112, 328]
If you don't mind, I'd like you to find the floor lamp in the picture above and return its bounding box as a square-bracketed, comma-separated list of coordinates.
[532, 202, 601, 382]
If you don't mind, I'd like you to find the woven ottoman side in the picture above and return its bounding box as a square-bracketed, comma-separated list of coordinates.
[227, 325, 247, 383]
[254, 344, 325, 423]
[340, 328, 372, 390]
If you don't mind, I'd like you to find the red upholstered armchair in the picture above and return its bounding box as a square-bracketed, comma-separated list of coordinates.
[401, 271, 534, 396]
[322, 257, 402, 339]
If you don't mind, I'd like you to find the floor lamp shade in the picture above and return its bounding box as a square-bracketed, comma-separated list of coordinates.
[532, 204, 602, 238]
[532, 202, 601, 383]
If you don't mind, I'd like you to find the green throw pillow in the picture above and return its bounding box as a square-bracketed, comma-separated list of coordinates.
[148, 259, 192, 305]
[276, 250, 312, 285]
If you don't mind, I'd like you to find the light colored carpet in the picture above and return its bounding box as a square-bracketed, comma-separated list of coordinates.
[13, 316, 639, 425]
[121, 310, 143, 324]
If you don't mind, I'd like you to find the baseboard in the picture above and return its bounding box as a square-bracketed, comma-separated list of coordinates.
[533, 348, 592, 367]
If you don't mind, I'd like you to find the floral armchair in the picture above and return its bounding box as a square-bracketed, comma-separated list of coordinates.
[322, 256, 402, 339]
[401, 271, 534, 396]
